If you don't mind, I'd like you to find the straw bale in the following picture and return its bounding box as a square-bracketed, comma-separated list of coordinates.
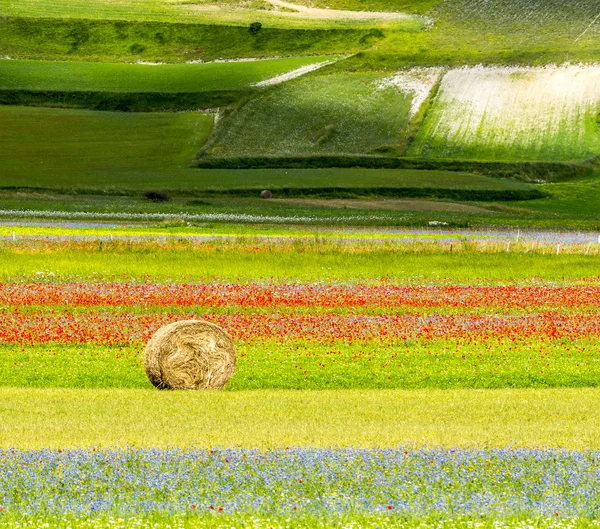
[144, 320, 235, 390]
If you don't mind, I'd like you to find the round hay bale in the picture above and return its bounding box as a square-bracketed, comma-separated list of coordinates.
[260, 189, 273, 199]
[144, 320, 236, 390]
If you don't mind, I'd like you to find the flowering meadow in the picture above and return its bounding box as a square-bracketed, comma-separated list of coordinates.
[2, 447, 600, 527]
[1, 236, 599, 527]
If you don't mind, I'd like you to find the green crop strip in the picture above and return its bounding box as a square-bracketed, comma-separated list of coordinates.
[1, 338, 599, 391]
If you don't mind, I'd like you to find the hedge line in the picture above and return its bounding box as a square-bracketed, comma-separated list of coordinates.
[200, 187, 548, 201]
[193, 156, 594, 183]
[0, 89, 247, 111]
[0, 185, 546, 202]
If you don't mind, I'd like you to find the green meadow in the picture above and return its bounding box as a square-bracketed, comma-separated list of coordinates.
[0, 0, 428, 30]
[2, 337, 600, 391]
[0, 56, 334, 93]
[202, 72, 414, 158]
[0, 106, 214, 185]
[1, 242, 599, 283]
[3, 386, 600, 449]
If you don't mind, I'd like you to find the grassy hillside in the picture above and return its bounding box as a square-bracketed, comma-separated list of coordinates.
[202, 72, 421, 158]
[0, 17, 385, 63]
[0, 105, 537, 198]
[348, 0, 600, 67]
[0, 56, 334, 93]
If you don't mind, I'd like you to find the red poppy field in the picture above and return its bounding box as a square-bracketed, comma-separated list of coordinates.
[1, 275, 598, 390]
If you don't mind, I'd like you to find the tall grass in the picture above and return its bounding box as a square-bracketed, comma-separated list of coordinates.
[1, 241, 599, 282]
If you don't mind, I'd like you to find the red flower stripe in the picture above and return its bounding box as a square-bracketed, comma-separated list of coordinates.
[1, 310, 598, 344]
[0, 283, 598, 309]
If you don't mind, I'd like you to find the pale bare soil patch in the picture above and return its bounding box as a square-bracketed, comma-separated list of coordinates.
[271, 198, 492, 213]
[264, 0, 415, 21]
[182, 0, 429, 25]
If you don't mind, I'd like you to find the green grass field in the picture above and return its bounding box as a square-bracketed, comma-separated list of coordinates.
[0, 0, 427, 29]
[3, 386, 600, 449]
[1, 242, 598, 283]
[3, 337, 600, 391]
[0, 57, 334, 93]
[0, 106, 214, 185]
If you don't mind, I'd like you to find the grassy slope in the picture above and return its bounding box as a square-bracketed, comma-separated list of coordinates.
[0, 106, 214, 184]
[0, 17, 383, 63]
[408, 66, 600, 162]
[0, 57, 334, 92]
[2, 386, 600, 449]
[203, 72, 414, 157]
[351, 0, 600, 68]
[515, 174, 600, 217]
[0, 105, 535, 194]
[0, 0, 426, 30]
[2, 0, 597, 66]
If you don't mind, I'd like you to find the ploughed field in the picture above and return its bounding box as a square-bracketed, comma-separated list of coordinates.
[1, 237, 600, 527]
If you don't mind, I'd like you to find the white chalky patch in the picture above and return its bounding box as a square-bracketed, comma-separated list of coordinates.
[252, 60, 335, 87]
[425, 64, 600, 157]
[376, 68, 443, 117]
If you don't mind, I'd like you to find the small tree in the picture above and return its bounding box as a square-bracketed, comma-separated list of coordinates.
[249, 22, 263, 34]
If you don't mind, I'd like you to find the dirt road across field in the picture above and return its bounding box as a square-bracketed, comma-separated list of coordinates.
[271, 198, 493, 213]
[264, 0, 416, 21]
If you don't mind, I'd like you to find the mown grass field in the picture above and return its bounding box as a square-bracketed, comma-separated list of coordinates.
[0, 106, 214, 184]
[0, 56, 334, 93]
[3, 386, 600, 449]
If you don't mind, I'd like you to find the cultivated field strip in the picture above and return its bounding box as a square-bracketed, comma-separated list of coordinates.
[0, 56, 335, 93]
[411, 64, 600, 161]
[1, 279, 599, 391]
[1, 283, 599, 309]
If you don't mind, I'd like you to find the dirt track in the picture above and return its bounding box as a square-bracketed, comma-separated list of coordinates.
[271, 198, 492, 213]
[264, 0, 415, 21]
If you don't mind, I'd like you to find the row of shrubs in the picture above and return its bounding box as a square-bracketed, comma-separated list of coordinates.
[193, 155, 595, 183]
